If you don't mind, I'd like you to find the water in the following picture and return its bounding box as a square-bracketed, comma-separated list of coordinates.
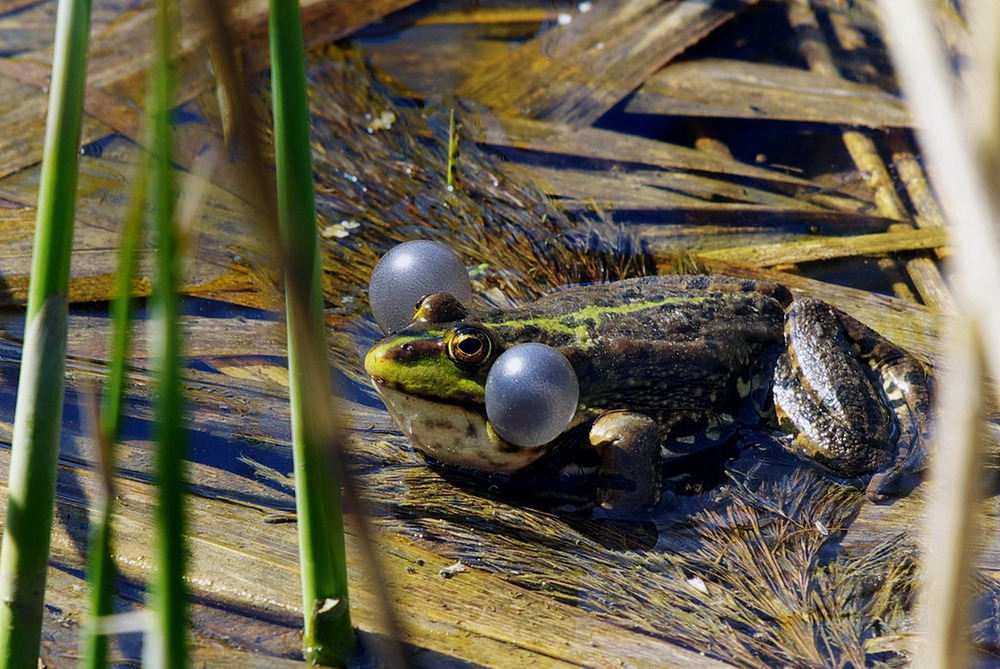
[1, 0, 969, 665]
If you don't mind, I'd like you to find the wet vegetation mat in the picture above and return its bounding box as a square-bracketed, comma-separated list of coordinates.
[0, 0, 994, 666]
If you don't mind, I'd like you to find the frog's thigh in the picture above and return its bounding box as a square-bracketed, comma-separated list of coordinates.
[775, 300, 899, 467]
[589, 411, 661, 512]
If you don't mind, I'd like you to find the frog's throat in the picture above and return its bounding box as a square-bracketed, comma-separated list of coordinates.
[371, 383, 550, 474]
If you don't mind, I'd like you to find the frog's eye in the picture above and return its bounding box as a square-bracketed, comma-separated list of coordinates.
[447, 327, 492, 367]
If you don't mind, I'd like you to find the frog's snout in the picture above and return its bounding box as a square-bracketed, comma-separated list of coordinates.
[363, 344, 382, 379]
[365, 337, 442, 383]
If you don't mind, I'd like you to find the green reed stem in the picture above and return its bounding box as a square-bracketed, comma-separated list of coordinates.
[0, 0, 91, 666]
[80, 159, 146, 669]
[446, 107, 458, 188]
[269, 1, 354, 664]
[79, 466, 114, 669]
[145, 0, 187, 666]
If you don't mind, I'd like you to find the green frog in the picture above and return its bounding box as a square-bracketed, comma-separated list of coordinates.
[364, 275, 932, 511]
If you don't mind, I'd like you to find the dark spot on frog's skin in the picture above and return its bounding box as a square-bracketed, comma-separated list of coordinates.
[386, 339, 441, 363]
[684, 276, 709, 291]
[465, 423, 478, 438]
[422, 417, 455, 431]
[495, 439, 525, 454]
[509, 324, 570, 346]
[513, 324, 545, 341]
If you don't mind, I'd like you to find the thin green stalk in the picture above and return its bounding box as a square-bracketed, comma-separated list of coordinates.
[145, 0, 187, 666]
[80, 161, 146, 669]
[446, 107, 458, 188]
[269, 1, 354, 664]
[79, 431, 114, 669]
[0, 0, 91, 666]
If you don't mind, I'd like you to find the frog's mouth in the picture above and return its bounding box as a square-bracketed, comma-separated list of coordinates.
[370, 382, 550, 474]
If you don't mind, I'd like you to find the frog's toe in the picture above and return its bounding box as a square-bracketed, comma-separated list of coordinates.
[864, 437, 926, 500]
[590, 411, 661, 513]
[865, 468, 900, 501]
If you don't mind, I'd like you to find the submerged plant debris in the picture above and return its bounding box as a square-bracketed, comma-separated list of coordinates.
[307, 48, 658, 307]
[342, 420, 928, 668]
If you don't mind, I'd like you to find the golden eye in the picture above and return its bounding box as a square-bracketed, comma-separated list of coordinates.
[447, 327, 492, 367]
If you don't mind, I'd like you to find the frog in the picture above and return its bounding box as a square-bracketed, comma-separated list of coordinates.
[364, 275, 933, 512]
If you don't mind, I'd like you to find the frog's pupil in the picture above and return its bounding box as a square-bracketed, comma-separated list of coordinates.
[458, 337, 482, 355]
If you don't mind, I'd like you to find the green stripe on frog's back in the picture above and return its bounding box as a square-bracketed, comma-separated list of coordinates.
[481, 274, 782, 351]
[487, 293, 713, 350]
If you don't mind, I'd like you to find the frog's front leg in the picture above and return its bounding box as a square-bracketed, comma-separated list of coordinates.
[589, 411, 662, 512]
[773, 299, 933, 500]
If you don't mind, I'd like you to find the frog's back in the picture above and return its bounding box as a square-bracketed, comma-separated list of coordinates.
[487, 275, 788, 447]
[483, 275, 787, 350]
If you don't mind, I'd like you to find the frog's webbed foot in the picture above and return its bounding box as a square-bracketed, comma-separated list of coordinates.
[773, 299, 933, 500]
[589, 411, 661, 513]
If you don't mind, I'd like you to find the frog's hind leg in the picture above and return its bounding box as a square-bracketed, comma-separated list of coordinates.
[773, 299, 933, 500]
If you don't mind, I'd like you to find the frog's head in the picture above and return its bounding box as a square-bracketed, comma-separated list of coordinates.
[365, 292, 551, 473]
